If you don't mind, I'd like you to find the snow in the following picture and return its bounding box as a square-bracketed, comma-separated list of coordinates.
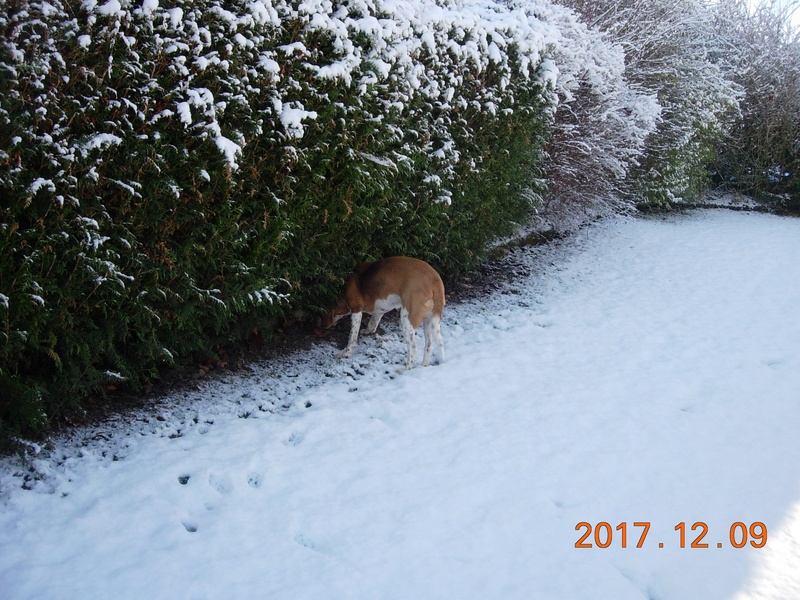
[539, 58, 559, 91]
[258, 53, 280, 76]
[139, 0, 159, 16]
[28, 178, 56, 195]
[176, 101, 192, 125]
[165, 7, 183, 28]
[96, 0, 122, 17]
[214, 136, 242, 171]
[1, 210, 799, 599]
[279, 102, 318, 139]
[81, 133, 123, 154]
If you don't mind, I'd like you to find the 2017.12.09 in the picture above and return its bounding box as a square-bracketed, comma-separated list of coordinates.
[575, 521, 767, 549]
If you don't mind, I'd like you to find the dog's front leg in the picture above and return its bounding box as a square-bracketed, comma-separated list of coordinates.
[337, 311, 363, 359]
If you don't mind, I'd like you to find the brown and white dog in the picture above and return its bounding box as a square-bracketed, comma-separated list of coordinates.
[322, 256, 445, 370]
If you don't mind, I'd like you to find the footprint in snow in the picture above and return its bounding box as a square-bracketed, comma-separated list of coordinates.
[294, 533, 319, 552]
[208, 473, 232, 495]
[283, 432, 304, 447]
[182, 520, 198, 533]
[293, 532, 333, 557]
[247, 472, 262, 489]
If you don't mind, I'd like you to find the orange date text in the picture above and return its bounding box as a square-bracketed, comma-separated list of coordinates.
[575, 521, 767, 549]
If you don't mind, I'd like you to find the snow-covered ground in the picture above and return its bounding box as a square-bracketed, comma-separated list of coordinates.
[1, 209, 799, 600]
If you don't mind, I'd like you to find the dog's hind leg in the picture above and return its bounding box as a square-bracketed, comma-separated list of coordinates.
[400, 307, 417, 370]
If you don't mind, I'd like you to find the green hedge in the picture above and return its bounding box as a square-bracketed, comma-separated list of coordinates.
[0, 0, 554, 435]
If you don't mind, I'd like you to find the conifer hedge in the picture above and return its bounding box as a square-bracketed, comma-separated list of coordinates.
[1, 0, 556, 435]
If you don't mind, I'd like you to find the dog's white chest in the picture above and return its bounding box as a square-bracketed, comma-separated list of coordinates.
[372, 294, 402, 313]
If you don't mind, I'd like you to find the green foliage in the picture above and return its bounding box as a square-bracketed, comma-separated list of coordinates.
[0, 373, 48, 437]
[0, 0, 553, 435]
[634, 122, 720, 210]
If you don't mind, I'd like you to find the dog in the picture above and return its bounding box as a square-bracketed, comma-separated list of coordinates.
[322, 256, 445, 369]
